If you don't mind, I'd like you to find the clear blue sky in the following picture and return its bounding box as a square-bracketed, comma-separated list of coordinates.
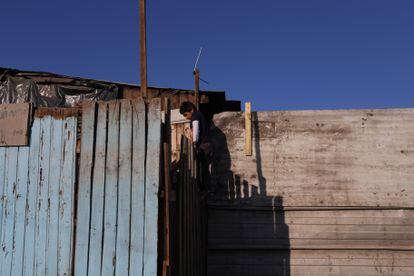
[1, 0, 414, 110]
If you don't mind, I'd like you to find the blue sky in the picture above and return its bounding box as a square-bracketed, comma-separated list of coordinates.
[1, 0, 414, 110]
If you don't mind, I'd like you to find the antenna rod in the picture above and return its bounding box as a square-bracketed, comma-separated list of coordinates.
[140, 0, 148, 98]
[194, 47, 202, 110]
[193, 47, 203, 72]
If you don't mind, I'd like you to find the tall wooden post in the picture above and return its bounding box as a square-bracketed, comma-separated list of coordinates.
[194, 69, 200, 110]
[140, 0, 148, 98]
[245, 102, 252, 156]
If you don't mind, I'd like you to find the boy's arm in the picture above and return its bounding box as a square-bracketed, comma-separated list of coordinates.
[192, 120, 199, 143]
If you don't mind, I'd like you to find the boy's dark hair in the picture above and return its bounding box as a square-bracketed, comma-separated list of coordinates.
[179, 101, 197, 114]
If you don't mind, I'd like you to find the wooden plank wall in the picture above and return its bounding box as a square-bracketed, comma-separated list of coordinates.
[0, 112, 78, 276]
[208, 109, 414, 276]
[74, 98, 162, 276]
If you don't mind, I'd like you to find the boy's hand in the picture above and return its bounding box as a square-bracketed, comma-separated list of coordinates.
[184, 126, 193, 140]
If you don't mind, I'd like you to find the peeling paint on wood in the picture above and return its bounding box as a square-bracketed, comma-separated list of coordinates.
[73, 98, 161, 276]
[0, 113, 78, 276]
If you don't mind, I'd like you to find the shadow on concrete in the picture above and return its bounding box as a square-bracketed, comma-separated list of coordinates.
[208, 113, 290, 276]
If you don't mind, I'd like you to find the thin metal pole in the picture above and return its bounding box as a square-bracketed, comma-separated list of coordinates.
[140, 0, 148, 98]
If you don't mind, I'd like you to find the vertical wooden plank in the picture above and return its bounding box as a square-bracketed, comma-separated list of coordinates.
[102, 101, 120, 276]
[171, 124, 177, 161]
[143, 98, 161, 276]
[0, 147, 6, 241]
[35, 115, 52, 276]
[130, 98, 146, 276]
[0, 147, 19, 276]
[46, 118, 64, 276]
[244, 102, 252, 156]
[23, 118, 41, 276]
[74, 102, 96, 275]
[178, 136, 185, 276]
[162, 99, 171, 276]
[115, 100, 132, 276]
[58, 116, 78, 276]
[11, 146, 30, 276]
[88, 102, 107, 276]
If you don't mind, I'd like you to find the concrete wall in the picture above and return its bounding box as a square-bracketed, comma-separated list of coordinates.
[208, 109, 414, 276]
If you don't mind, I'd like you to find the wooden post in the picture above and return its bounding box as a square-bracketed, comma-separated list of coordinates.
[244, 102, 252, 156]
[140, 0, 148, 98]
[194, 69, 200, 110]
[162, 99, 171, 276]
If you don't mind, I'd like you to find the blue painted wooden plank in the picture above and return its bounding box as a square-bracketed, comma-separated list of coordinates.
[129, 98, 146, 276]
[88, 102, 107, 276]
[74, 102, 96, 276]
[23, 117, 41, 276]
[115, 100, 132, 276]
[11, 146, 30, 276]
[0, 147, 19, 275]
[58, 116, 78, 276]
[102, 101, 120, 276]
[35, 115, 52, 276]
[0, 147, 6, 241]
[143, 98, 162, 276]
[46, 118, 64, 276]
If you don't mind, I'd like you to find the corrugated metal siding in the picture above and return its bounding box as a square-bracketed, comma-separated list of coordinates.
[0, 114, 77, 276]
[73, 98, 162, 276]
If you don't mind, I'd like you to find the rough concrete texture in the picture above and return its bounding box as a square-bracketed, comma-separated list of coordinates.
[210, 108, 414, 207]
[208, 108, 414, 276]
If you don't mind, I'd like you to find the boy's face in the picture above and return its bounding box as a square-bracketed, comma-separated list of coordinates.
[183, 109, 193, 120]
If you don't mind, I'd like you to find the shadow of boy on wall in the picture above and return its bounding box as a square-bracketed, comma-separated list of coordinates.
[208, 112, 290, 276]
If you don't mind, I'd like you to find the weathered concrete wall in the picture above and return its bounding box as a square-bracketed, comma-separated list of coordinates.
[208, 109, 414, 276]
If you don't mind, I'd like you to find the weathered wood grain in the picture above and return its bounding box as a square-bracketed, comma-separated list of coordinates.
[143, 98, 161, 276]
[23, 117, 41, 276]
[102, 101, 120, 276]
[0, 147, 6, 242]
[130, 98, 146, 276]
[11, 147, 29, 276]
[74, 102, 96, 275]
[46, 118, 63, 276]
[35, 116, 52, 276]
[88, 102, 107, 276]
[115, 100, 132, 276]
[0, 147, 18, 275]
[58, 116, 77, 276]
[0, 113, 77, 276]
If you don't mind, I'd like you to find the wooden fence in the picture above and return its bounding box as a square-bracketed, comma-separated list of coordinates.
[0, 109, 78, 276]
[0, 98, 164, 275]
[172, 136, 207, 276]
[74, 98, 162, 276]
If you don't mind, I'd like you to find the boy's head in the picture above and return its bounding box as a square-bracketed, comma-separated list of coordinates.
[179, 101, 196, 120]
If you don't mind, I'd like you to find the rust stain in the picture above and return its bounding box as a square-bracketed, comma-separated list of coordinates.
[35, 107, 79, 119]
